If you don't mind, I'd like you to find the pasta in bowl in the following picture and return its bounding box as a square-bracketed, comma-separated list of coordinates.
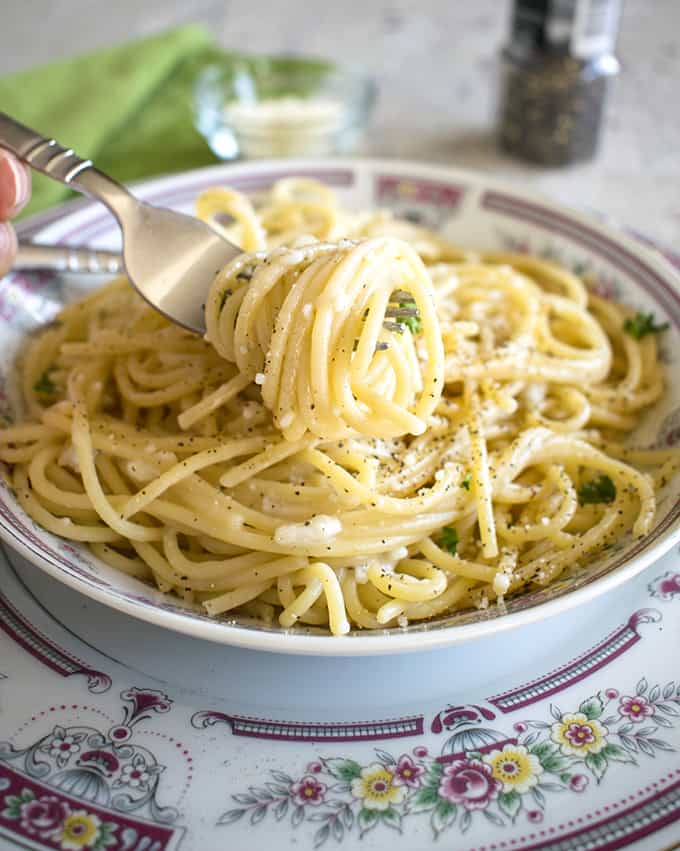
[0, 159, 679, 653]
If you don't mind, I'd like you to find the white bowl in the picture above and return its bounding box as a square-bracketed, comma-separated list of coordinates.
[3, 158, 680, 655]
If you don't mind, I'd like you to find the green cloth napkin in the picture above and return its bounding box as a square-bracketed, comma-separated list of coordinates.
[0, 26, 221, 218]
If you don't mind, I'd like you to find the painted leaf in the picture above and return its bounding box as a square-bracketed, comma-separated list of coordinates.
[250, 786, 273, 800]
[217, 809, 245, 825]
[663, 682, 675, 699]
[578, 696, 604, 720]
[271, 770, 294, 785]
[531, 786, 546, 808]
[358, 808, 379, 835]
[619, 734, 638, 753]
[459, 810, 472, 833]
[313, 824, 330, 848]
[431, 799, 457, 835]
[250, 805, 268, 825]
[273, 798, 289, 821]
[601, 743, 636, 764]
[408, 783, 440, 813]
[498, 790, 522, 820]
[550, 704, 563, 721]
[657, 703, 680, 717]
[636, 677, 648, 696]
[291, 804, 305, 828]
[266, 782, 290, 796]
[638, 739, 655, 758]
[585, 751, 608, 782]
[540, 783, 567, 792]
[647, 738, 674, 751]
[649, 685, 661, 702]
[332, 818, 344, 842]
[381, 807, 403, 832]
[341, 806, 354, 829]
[375, 749, 396, 766]
[232, 793, 258, 805]
[323, 758, 362, 781]
[483, 809, 505, 827]
[654, 715, 673, 728]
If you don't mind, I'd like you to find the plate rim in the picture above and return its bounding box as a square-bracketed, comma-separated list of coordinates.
[5, 156, 680, 656]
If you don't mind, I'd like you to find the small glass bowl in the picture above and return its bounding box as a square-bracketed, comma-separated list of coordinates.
[194, 56, 376, 160]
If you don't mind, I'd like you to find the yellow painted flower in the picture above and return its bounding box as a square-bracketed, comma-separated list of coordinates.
[482, 743, 543, 793]
[350, 762, 405, 811]
[551, 712, 608, 757]
[57, 811, 101, 850]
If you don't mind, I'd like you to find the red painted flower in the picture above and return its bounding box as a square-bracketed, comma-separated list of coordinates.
[392, 754, 425, 788]
[527, 809, 543, 823]
[438, 759, 502, 811]
[19, 796, 70, 839]
[604, 688, 619, 699]
[306, 762, 323, 774]
[619, 695, 655, 722]
[413, 746, 428, 758]
[569, 774, 589, 792]
[291, 775, 326, 807]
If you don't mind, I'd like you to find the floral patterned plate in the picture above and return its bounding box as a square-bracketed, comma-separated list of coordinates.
[1, 533, 679, 851]
[1, 159, 680, 655]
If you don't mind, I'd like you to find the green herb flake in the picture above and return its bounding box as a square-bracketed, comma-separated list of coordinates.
[623, 312, 669, 340]
[440, 526, 459, 555]
[398, 303, 422, 335]
[33, 372, 56, 396]
[578, 474, 616, 505]
[461, 473, 472, 491]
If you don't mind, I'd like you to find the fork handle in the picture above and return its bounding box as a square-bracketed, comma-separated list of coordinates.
[0, 112, 132, 216]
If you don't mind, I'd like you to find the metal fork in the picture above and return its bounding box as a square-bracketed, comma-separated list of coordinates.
[1, 111, 240, 334]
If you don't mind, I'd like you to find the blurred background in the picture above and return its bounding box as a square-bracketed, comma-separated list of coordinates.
[1, 0, 678, 242]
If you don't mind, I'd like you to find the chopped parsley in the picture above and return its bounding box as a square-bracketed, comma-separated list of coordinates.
[440, 526, 459, 555]
[461, 473, 472, 491]
[578, 474, 616, 505]
[33, 372, 57, 396]
[623, 312, 669, 340]
[398, 302, 422, 335]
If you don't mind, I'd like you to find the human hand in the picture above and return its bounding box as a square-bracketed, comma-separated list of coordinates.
[0, 150, 31, 276]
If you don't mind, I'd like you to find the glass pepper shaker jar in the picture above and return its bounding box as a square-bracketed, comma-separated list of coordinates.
[498, 0, 622, 166]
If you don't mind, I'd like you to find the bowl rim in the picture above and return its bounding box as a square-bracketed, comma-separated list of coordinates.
[7, 156, 680, 656]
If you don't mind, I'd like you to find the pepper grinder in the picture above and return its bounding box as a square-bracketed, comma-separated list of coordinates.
[498, 0, 622, 166]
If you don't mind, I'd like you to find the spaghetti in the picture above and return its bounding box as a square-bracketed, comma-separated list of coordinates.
[0, 179, 675, 635]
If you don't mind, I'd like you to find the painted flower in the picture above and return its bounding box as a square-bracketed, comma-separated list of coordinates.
[650, 571, 680, 600]
[119, 757, 151, 790]
[47, 728, 83, 763]
[56, 811, 102, 850]
[291, 775, 326, 807]
[551, 713, 608, 756]
[527, 809, 543, 823]
[19, 795, 70, 838]
[306, 762, 323, 774]
[413, 746, 428, 758]
[618, 695, 655, 723]
[569, 774, 589, 792]
[604, 688, 619, 699]
[438, 759, 501, 811]
[392, 755, 425, 788]
[350, 763, 405, 811]
[483, 743, 543, 793]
